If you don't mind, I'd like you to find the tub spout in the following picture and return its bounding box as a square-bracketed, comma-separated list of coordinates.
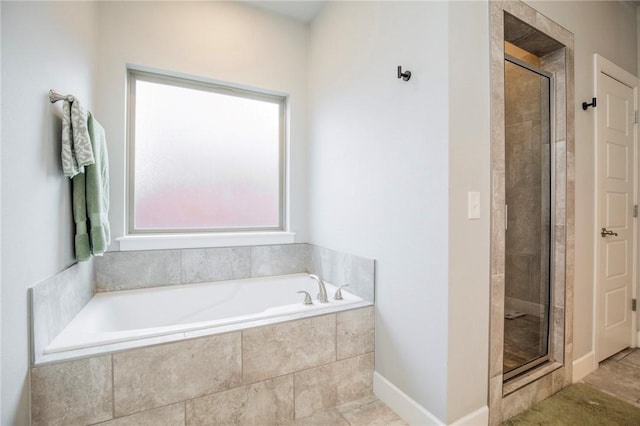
[309, 274, 328, 303]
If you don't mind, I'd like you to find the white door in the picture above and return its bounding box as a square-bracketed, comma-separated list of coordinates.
[595, 66, 637, 362]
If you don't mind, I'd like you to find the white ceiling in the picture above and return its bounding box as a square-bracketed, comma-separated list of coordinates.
[242, 0, 326, 23]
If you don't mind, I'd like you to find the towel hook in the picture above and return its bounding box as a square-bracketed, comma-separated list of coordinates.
[49, 89, 75, 104]
[582, 97, 596, 110]
[397, 66, 411, 82]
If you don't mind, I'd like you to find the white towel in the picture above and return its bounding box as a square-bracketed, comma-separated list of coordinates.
[61, 98, 95, 178]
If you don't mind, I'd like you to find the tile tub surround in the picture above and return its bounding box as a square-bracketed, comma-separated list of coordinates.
[30, 260, 95, 364]
[94, 244, 375, 303]
[32, 243, 374, 364]
[30, 306, 375, 425]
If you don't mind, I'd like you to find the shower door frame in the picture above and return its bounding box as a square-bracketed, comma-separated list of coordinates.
[502, 54, 556, 381]
[489, 2, 575, 424]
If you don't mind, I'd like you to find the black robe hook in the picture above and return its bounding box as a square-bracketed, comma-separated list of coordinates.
[397, 66, 411, 81]
[582, 97, 596, 110]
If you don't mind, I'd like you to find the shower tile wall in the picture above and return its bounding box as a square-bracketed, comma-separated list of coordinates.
[489, 2, 574, 423]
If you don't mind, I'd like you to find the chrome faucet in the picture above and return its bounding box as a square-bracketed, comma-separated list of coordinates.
[309, 274, 328, 303]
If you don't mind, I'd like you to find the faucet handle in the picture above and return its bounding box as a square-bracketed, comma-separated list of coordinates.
[297, 291, 313, 305]
[334, 284, 350, 300]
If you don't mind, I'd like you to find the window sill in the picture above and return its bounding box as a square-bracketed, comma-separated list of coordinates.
[117, 231, 296, 251]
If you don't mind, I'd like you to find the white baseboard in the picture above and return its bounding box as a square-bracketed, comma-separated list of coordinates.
[374, 372, 444, 425]
[572, 351, 595, 383]
[450, 406, 489, 425]
[373, 372, 489, 425]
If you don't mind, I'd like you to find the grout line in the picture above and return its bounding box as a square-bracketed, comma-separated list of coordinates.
[249, 246, 254, 278]
[179, 249, 184, 284]
[292, 371, 296, 419]
[335, 313, 338, 361]
[183, 400, 187, 426]
[110, 354, 115, 420]
[240, 330, 244, 383]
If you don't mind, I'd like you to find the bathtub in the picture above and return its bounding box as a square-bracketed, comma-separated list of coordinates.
[45, 273, 366, 355]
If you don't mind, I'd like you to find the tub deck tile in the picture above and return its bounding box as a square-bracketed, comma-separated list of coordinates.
[186, 374, 294, 425]
[242, 314, 336, 384]
[294, 352, 374, 419]
[92, 402, 185, 426]
[31, 355, 113, 426]
[337, 306, 374, 360]
[113, 332, 242, 417]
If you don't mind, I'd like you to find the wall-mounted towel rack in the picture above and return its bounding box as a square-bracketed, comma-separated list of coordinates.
[49, 89, 75, 104]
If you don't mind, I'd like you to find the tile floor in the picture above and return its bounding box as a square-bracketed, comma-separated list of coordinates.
[503, 314, 547, 372]
[582, 348, 640, 408]
[283, 394, 407, 426]
[286, 348, 640, 426]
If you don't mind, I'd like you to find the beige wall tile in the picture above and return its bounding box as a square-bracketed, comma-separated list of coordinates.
[31, 355, 113, 426]
[251, 244, 307, 277]
[488, 375, 503, 426]
[243, 315, 336, 384]
[94, 403, 184, 426]
[552, 307, 565, 362]
[502, 374, 553, 421]
[306, 245, 375, 303]
[186, 375, 293, 426]
[503, 0, 537, 25]
[489, 2, 574, 423]
[113, 333, 241, 417]
[535, 11, 573, 47]
[31, 260, 95, 363]
[337, 307, 374, 360]
[96, 250, 181, 291]
[489, 274, 505, 377]
[491, 171, 506, 276]
[294, 353, 374, 419]
[181, 247, 251, 284]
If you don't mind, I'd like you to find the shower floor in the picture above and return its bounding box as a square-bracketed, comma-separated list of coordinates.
[504, 314, 546, 372]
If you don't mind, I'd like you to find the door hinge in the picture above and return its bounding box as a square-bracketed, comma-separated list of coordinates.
[634, 205, 638, 218]
[633, 299, 637, 312]
[635, 110, 638, 124]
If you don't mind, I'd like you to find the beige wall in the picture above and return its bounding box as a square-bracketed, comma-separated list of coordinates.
[1, 2, 98, 424]
[447, 1, 491, 422]
[308, 2, 451, 420]
[94, 1, 310, 245]
[525, 0, 638, 361]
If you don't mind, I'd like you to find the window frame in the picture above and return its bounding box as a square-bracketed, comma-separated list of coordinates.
[126, 67, 288, 236]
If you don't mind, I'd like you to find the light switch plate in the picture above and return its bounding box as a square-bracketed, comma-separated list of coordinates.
[468, 192, 480, 219]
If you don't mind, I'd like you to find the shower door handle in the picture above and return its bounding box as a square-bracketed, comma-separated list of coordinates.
[601, 228, 618, 237]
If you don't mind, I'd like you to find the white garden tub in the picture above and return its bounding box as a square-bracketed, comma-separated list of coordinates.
[45, 273, 365, 354]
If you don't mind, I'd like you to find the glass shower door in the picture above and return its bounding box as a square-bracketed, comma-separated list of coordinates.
[503, 55, 553, 380]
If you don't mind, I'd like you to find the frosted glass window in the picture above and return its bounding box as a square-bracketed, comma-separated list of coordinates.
[128, 71, 284, 232]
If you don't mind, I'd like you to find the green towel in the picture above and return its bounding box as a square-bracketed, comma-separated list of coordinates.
[71, 112, 110, 261]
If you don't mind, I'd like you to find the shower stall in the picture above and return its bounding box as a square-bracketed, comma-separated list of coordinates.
[503, 52, 553, 380]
